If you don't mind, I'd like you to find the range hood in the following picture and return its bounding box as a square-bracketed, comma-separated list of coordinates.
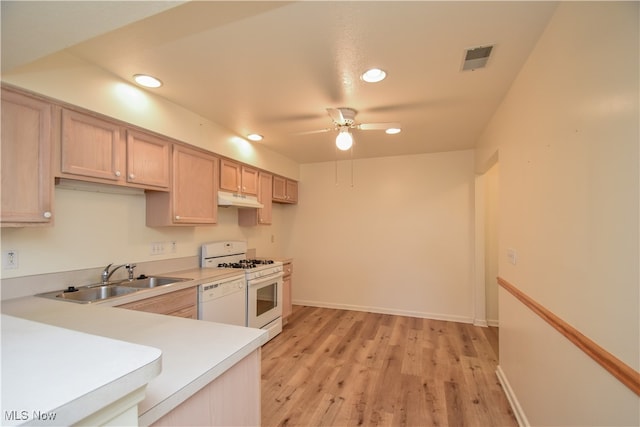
[217, 191, 264, 209]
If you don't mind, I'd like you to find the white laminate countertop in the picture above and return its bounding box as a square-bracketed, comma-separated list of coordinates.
[1, 314, 162, 426]
[2, 267, 268, 426]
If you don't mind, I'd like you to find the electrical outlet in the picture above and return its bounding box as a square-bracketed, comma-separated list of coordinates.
[150, 242, 165, 255]
[3, 250, 19, 270]
[170, 241, 177, 253]
[507, 248, 517, 265]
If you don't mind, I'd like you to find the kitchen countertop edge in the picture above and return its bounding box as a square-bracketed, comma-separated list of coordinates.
[2, 267, 269, 426]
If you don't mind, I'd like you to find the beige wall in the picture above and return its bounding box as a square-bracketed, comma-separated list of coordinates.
[288, 150, 476, 322]
[2, 51, 299, 180]
[476, 2, 639, 425]
[483, 162, 499, 325]
[1, 50, 299, 284]
[0, 185, 295, 281]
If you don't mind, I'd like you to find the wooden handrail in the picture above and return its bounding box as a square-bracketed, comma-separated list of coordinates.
[497, 276, 640, 396]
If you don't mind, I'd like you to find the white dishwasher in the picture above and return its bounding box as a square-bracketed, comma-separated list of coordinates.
[198, 274, 247, 327]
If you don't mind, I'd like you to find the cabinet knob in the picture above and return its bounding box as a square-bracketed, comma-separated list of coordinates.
[129, 173, 136, 180]
[115, 171, 121, 177]
[175, 215, 181, 220]
[43, 211, 52, 219]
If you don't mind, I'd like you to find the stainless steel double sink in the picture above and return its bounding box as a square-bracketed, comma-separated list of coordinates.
[36, 276, 188, 304]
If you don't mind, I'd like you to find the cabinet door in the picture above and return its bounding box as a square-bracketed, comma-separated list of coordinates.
[1, 89, 54, 225]
[61, 109, 124, 181]
[220, 159, 240, 193]
[172, 145, 218, 224]
[126, 129, 170, 189]
[238, 172, 272, 226]
[272, 175, 287, 201]
[285, 180, 298, 203]
[258, 172, 273, 224]
[241, 166, 259, 196]
[282, 270, 292, 320]
[273, 176, 298, 204]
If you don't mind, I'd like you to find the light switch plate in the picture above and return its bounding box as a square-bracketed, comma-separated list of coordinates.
[507, 248, 517, 265]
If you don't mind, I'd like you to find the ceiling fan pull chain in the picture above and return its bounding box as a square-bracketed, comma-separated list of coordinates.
[350, 143, 354, 187]
[335, 144, 338, 186]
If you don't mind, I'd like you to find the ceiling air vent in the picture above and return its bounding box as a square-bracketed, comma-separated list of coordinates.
[461, 45, 494, 71]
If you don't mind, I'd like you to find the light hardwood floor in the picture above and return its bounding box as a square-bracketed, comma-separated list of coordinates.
[261, 305, 516, 427]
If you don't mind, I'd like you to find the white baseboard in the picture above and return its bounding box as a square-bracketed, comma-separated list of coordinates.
[487, 318, 499, 327]
[496, 365, 529, 427]
[292, 299, 474, 324]
[473, 319, 489, 327]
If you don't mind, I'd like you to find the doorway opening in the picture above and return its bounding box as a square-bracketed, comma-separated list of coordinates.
[474, 157, 500, 355]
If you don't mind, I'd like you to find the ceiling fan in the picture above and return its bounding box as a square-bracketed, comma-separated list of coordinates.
[299, 107, 401, 151]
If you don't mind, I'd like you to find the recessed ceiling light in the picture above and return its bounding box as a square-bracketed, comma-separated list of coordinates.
[361, 68, 387, 83]
[133, 74, 162, 88]
[385, 128, 401, 135]
[247, 133, 263, 142]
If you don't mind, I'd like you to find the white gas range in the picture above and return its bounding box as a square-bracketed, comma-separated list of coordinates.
[200, 241, 283, 341]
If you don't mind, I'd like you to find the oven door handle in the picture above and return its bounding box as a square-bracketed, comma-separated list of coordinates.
[248, 273, 283, 287]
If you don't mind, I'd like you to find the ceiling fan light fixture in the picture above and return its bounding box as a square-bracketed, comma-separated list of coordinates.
[247, 133, 263, 141]
[361, 68, 386, 83]
[133, 74, 162, 88]
[335, 128, 353, 151]
[385, 128, 401, 135]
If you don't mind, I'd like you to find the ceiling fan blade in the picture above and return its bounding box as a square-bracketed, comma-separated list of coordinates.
[357, 122, 401, 131]
[294, 127, 333, 136]
[326, 108, 345, 125]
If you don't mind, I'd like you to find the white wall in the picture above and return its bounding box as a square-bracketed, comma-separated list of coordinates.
[476, 2, 639, 425]
[288, 150, 476, 322]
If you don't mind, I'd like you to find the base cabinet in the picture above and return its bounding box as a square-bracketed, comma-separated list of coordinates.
[117, 287, 197, 319]
[150, 349, 261, 426]
[77, 387, 147, 427]
[282, 261, 293, 322]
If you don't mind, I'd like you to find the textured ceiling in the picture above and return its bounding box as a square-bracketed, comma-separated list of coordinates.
[2, 1, 558, 163]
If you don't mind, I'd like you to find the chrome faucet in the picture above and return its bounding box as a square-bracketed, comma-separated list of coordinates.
[101, 263, 127, 284]
[125, 263, 137, 280]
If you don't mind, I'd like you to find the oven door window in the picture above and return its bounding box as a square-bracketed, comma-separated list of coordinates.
[256, 282, 278, 316]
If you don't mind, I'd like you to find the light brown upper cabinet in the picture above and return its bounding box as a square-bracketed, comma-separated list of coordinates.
[220, 159, 259, 196]
[238, 172, 273, 226]
[1, 87, 54, 226]
[146, 144, 218, 226]
[273, 176, 298, 204]
[125, 130, 170, 189]
[59, 109, 170, 190]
